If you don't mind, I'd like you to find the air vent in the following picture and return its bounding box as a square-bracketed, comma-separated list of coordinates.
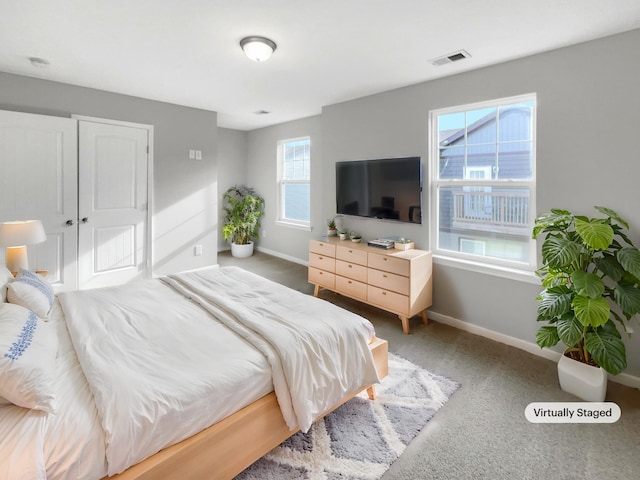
[429, 50, 471, 67]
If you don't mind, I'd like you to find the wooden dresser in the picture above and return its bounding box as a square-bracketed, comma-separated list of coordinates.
[308, 237, 432, 334]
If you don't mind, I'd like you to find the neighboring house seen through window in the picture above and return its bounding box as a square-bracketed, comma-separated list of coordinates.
[277, 137, 311, 228]
[429, 94, 536, 272]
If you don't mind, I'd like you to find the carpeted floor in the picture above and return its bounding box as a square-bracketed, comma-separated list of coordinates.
[218, 250, 640, 480]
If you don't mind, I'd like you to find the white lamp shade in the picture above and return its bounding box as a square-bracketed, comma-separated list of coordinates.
[0, 220, 47, 247]
[240, 36, 277, 62]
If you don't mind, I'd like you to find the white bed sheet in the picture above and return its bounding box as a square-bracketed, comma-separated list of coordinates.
[58, 277, 274, 476]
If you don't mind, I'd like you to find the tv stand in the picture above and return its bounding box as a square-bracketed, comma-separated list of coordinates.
[308, 237, 432, 334]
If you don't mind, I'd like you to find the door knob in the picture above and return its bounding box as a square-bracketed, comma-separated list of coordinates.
[66, 219, 74, 226]
[81, 217, 89, 223]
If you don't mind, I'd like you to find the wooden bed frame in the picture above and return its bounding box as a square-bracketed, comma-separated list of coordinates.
[109, 337, 388, 480]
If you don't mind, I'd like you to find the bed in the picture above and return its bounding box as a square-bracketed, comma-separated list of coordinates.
[0, 265, 388, 479]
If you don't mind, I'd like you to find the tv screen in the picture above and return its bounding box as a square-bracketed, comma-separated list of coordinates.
[336, 156, 422, 224]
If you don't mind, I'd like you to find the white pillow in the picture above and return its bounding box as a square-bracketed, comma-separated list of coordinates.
[0, 265, 13, 303]
[7, 269, 55, 318]
[0, 303, 57, 412]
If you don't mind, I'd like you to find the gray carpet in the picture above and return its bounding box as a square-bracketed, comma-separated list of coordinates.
[218, 250, 640, 480]
[236, 354, 459, 480]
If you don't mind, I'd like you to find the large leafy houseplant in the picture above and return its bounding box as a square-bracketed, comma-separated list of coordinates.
[533, 206, 640, 375]
[222, 185, 265, 246]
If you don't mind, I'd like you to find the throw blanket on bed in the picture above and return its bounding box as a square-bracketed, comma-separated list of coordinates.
[58, 266, 378, 476]
[165, 266, 380, 432]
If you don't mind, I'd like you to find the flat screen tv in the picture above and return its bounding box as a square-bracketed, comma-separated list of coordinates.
[336, 156, 422, 224]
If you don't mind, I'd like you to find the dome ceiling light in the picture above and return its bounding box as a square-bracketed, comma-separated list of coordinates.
[240, 36, 277, 62]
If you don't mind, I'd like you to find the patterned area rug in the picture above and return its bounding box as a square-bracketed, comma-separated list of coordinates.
[235, 354, 460, 480]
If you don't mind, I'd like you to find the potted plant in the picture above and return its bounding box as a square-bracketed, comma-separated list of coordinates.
[338, 230, 348, 240]
[222, 185, 265, 258]
[327, 218, 337, 237]
[533, 206, 640, 401]
[349, 231, 362, 243]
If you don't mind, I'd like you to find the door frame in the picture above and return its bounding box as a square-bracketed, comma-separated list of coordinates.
[72, 115, 154, 279]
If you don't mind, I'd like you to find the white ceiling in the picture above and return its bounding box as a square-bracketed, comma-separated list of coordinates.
[1, 0, 639, 131]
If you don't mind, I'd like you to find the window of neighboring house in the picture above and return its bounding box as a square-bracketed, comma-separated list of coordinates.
[429, 93, 537, 274]
[277, 137, 311, 228]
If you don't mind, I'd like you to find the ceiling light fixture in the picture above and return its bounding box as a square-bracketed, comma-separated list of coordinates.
[240, 36, 277, 62]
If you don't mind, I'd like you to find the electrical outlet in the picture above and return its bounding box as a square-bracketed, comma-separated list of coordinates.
[189, 149, 195, 159]
[195, 150, 202, 160]
[194, 244, 203, 256]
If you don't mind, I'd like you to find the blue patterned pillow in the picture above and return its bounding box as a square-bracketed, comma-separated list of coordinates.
[6, 269, 55, 318]
[0, 302, 58, 411]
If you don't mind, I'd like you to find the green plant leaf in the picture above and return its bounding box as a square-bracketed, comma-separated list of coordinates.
[536, 326, 560, 348]
[541, 237, 582, 269]
[537, 286, 573, 319]
[570, 271, 604, 299]
[614, 285, 640, 317]
[585, 323, 627, 375]
[532, 210, 572, 239]
[556, 315, 583, 347]
[572, 295, 610, 327]
[574, 217, 614, 250]
[595, 253, 625, 282]
[617, 248, 640, 279]
[594, 206, 629, 230]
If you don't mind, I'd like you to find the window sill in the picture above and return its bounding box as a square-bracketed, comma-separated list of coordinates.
[433, 254, 540, 285]
[275, 220, 312, 232]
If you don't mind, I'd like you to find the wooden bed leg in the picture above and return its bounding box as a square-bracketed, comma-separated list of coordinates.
[399, 315, 410, 334]
[421, 310, 429, 326]
[366, 385, 376, 400]
[313, 284, 320, 297]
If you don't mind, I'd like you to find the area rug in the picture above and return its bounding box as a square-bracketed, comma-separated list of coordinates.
[235, 354, 460, 480]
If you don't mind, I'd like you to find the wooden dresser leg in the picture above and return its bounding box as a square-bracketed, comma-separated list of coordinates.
[366, 385, 376, 400]
[400, 315, 410, 334]
[313, 284, 320, 297]
[421, 310, 429, 325]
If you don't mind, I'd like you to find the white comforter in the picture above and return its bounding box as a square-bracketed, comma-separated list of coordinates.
[165, 266, 379, 432]
[58, 266, 378, 477]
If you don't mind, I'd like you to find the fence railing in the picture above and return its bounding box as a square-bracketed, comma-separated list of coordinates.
[452, 191, 529, 228]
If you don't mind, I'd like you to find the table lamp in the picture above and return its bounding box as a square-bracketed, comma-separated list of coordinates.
[0, 220, 47, 274]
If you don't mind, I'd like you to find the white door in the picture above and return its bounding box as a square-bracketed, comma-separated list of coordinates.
[0, 110, 78, 290]
[77, 119, 150, 289]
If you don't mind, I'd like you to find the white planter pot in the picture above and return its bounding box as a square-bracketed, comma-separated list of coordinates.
[231, 241, 254, 258]
[557, 354, 607, 402]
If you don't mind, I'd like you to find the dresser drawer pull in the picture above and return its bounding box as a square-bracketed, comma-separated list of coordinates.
[319, 272, 324, 275]
[383, 274, 387, 278]
[348, 250, 353, 253]
[348, 264, 352, 268]
[319, 256, 323, 260]
[383, 257, 388, 261]
[348, 280, 352, 284]
[382, 291, 387, 295]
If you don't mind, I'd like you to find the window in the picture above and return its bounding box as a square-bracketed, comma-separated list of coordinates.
[429, 94, 536, 272]
[277, 137, 311, 228]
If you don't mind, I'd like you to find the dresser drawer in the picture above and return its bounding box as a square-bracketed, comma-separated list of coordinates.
[336, 245, 368, 266]
[368, 253, 410, 277]
[309, 252, 336, 273]
[368, 285, 409, 315]
[308, 267, 335, 289]
[309, 240, 336, 257]
[368, 268, 409, 295]
[336, 259, 367, 282]
[336, 275, 367, 301]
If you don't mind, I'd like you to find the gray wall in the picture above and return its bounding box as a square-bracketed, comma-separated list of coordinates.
[246, 115, 322, 262]
[0, 72, 219, 275]
[246, 29, 640, 377]
[217, 127, 248, 251]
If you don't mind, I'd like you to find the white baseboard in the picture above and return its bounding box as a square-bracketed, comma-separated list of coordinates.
[255, 246, 309, 267]
[428, 310, 640, 390]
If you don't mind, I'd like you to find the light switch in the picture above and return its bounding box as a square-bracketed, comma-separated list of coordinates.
[195, 150, 203, 161]
[189, 149, 195, 159]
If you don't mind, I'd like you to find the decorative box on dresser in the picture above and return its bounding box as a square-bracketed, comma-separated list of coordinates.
[308, 237, 432, 334]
